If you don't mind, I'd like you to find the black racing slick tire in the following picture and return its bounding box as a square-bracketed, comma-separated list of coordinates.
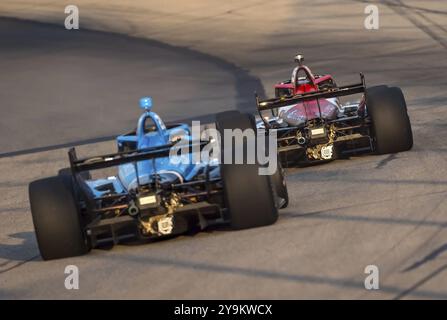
[366, 86, 413, 154]
[29, 175, 90, 260]
[216, 111, 278, 230]
[245, 112, 288, 208]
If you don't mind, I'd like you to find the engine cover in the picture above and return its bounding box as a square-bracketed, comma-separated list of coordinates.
[280, 98, 339, 127]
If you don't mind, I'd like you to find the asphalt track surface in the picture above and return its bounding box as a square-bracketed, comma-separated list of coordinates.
[1, 1, 447, 299]
[0, 18, 264, 156]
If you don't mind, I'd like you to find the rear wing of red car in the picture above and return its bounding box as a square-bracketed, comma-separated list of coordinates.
[256, 73, 366, 112]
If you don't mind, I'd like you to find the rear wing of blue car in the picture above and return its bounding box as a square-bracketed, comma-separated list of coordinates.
[256, 73, 366, 112]
[68, 141, 208, 173]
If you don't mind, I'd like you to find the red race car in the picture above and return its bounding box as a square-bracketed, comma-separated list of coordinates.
[256, 54, 413, 166]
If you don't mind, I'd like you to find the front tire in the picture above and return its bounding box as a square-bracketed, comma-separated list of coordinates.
[271, 160, 288, 209]
[29, 175, 90, 260]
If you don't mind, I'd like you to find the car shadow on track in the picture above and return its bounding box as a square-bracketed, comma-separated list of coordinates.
[94, 224, 229, 252]
[0, 232, 39, 263]
[97, 249, 447, 299]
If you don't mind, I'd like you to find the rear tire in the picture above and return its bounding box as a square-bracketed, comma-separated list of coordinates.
[216, 111, 278, 229]
[29, 175, 90, 260]
[366, 86, 413, 154]
[246, 113, 288, 208]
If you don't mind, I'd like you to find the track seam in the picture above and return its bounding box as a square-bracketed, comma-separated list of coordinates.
[385, 0, 447, 50]
[393, 264, 447, 300]
[0, 254, 40, 275]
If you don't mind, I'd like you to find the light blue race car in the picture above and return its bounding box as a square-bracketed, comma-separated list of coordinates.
[28, 97, 288, 260]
